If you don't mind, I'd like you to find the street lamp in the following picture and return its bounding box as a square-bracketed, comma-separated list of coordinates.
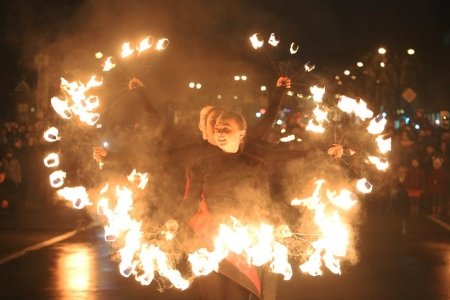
[344, 70, 350, 76]
[378, 47, 387, 55]
[379, 62, 385, 68]
[356, 62, 364, 67]
[234, 75, 240, 81]
[260, 85, 267, 91]
[241, 75, 247, 81]
[196, 83, 202, 89]
[407, 48, 415, 55]
[188, 82, 195, 88]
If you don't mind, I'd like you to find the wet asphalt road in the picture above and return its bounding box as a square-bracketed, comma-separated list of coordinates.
[0, 214, 449, 300]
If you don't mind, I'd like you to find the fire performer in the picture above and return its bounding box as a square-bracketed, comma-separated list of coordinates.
[169, 111, 289, 300]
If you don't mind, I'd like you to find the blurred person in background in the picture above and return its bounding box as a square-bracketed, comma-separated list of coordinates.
[426, 158, 446, 215]
[404, 158, 425, 216]
[0, 165, 20, 225]
[2, 147, 22, 187]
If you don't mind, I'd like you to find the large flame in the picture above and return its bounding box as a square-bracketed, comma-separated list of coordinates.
[338, 96, 374, 121]
[291, 180, 356, 276]
[51, 77, 103, 126]
[57, 186, 92, 209]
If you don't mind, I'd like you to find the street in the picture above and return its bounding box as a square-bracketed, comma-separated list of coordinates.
[0, 212, 449, 300]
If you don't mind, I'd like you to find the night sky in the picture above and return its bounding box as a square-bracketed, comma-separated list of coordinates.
[0, 0, 449, 110]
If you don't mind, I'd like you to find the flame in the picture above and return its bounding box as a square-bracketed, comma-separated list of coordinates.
[367, 156, 389, 171]
[52, 77, 103, 126]
[290, 43, 299, 54]
[326, 189, 357, 210]
[43, 127, 61, 142]
[43, 153, 60, 168]
[49, 170, 66, 188]
[155, 38, 169, 51]
[103, 56, 116, 72]
[306, 119, 325, 133]
[310, 86, 325, 102]
[137, 36, 154, 53]
[375, 135, 391, 154]
[121, 42, 134, 58]
[367, 114, 387, 135]
[268, 33, 280, 46]
[57, 186, 92, 209]
[356, 178, 373, 194]
[127, 169, 149, 190]
[337, 96, 374, 121]
[280, 134, 296, 142]
[51, 97, 72, 119]
[291, 180, 356, 276]
[188, 218, 293, 280]
[96, 172, 191, 289]
[304, 62, 315, 72]
[312, 106, 328, 123]
[250, 33, 264, 49]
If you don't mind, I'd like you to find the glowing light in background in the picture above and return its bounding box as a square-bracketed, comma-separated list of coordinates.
[378, 47, 387, 55]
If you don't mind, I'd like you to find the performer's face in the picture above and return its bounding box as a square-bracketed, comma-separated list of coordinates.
[214, 117, 245, 153]
[205, 111, 221, 145]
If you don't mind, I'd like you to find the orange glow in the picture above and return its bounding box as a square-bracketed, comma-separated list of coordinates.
[55, 244, 96, 300]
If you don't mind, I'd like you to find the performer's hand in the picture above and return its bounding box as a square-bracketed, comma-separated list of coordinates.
[276, 76, 291, 89]
[327, 144, 344, 158]
[128, 78, 144, 90]
[275, 224, 292, 239]
[93, 147, 108, 162]
[162, 219, 179, 241]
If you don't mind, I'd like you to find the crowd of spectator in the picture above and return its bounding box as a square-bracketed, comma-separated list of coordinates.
[374, 109, 449, 217]
[0, 115, 52, 221]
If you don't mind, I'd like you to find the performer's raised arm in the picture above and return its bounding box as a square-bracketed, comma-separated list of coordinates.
[247, 76, 291, 143]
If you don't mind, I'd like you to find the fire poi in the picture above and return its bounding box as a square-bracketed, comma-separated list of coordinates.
[41, 33, 390, 292]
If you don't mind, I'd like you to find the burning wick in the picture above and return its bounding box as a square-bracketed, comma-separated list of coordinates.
[43, 127, 61, 142]
[43, 153, 60, 168]
[49, 170, 66, 188]
[356, 178, 373, 194]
